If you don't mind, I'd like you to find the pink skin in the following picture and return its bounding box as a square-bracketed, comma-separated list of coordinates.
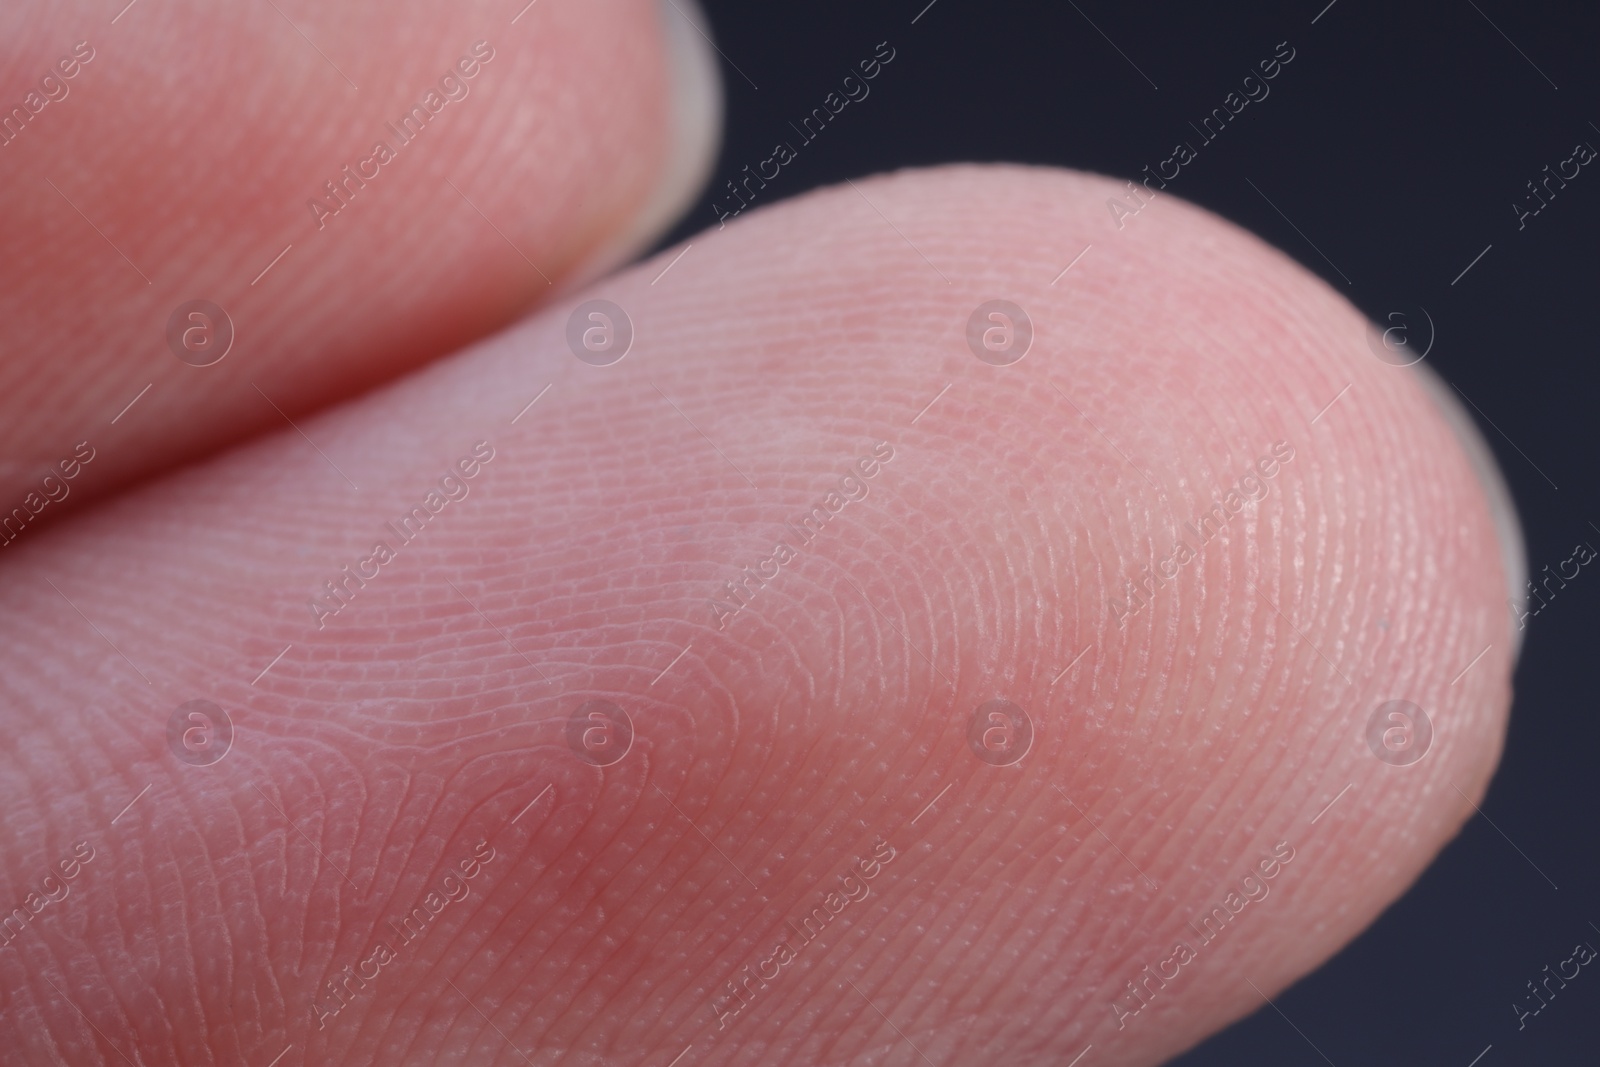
[0, 0, 682, 515]
[0, 166, 1512, 1066]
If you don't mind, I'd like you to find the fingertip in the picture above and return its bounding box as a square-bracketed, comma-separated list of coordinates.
[563, 0, 723, 285]
[1410, 361, 1528, 658]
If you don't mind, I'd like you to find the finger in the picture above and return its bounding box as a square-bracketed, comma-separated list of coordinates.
[0, 164, 1517, 1066]
[0, 0, 719, 527]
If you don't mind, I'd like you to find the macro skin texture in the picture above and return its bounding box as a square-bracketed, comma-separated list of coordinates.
[0, 0, 684, 518]
[0, 165, 1513, 1066]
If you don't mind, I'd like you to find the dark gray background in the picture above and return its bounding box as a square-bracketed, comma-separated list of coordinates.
[657, 1, 1600, 1063]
